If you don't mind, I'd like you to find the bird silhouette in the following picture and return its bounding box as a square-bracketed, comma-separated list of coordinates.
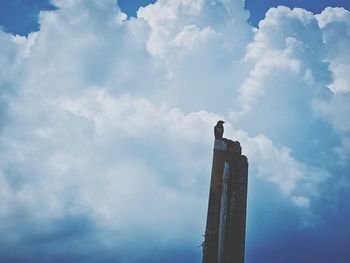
[214, 120, 225, 140]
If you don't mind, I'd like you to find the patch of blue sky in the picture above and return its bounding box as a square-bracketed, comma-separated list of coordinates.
[2, 0, 349, 36]
[0, 0, 55, 35]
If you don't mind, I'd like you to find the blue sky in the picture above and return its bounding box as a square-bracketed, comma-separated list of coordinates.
[0, 1, 349, 263]
[1, 0, 350, 35]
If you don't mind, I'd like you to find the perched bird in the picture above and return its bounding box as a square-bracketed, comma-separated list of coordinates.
[214, 120, 225, 140]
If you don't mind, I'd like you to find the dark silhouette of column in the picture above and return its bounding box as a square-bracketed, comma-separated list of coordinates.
[202, 139, 249, 263]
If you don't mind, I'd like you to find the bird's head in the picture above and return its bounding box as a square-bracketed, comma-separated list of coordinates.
[217, 120, 225, 125]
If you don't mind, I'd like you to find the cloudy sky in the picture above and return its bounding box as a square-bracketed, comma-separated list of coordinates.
[0, 0, 349, 262]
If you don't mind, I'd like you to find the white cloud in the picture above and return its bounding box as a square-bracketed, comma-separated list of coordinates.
[0, 0, 349, 261]
[314, 7, 350, 161]
[292, 195, 310, 208]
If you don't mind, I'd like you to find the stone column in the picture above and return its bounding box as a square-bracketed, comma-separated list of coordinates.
[202, 139, 248, 263]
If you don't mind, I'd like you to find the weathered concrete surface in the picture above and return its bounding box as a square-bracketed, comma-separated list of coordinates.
[202, 139, 248, 263]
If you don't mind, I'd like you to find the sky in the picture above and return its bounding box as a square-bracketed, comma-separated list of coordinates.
[0, 0, 349, 262]
[1, 0, 350, 35]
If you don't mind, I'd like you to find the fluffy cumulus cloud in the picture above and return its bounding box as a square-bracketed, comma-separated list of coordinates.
[314, 7, 350, 162]
[0, 0, 349, 262]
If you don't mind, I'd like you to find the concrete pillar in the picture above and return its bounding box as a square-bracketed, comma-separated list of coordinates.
[202, 139, 248, 263]
[202, 141, 226, 263]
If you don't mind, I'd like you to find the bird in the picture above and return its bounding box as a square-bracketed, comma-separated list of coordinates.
[214, 120, 225, 140]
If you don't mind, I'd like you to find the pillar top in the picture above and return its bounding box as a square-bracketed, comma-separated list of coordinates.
[214, 140, 227, 151]
[214, 139, 242, 154]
